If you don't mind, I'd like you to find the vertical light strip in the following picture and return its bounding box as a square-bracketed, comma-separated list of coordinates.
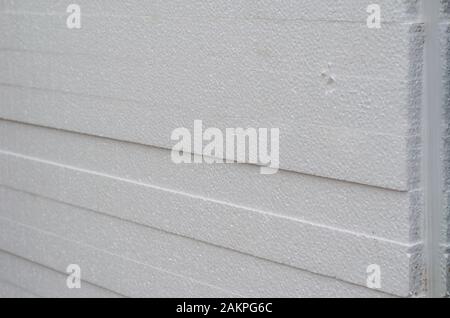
[422, 0, 444, 297]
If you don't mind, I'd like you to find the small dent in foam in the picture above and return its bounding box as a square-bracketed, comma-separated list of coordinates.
[320, 62, 337, 95]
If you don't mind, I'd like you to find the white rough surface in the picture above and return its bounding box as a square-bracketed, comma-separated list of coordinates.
[0, 280, 38, 298]
[0, 0, 430, 297]
[0, 251, 120, 298]
[0, 120, 423, 243]
[0, 155, 424, 296]
[0, 11, 425, 189]
[0, 215, 239, 298]
[0, 188, 395, 298]
[0, 83, 419, 190]
[0, 0, 421, 22]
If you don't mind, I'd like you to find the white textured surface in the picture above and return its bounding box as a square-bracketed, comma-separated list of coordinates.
[0, 120, 422, 243]
[0, 5, 425, 189]
[0, 185, 422, 296]
[0, 0, 421, 22]
[0, 0, 432, 298]
[0, 82, 419, 190]
[0, 251, 120, 298]
[0, 280, 38, 298]
[0, 188, 395, 298]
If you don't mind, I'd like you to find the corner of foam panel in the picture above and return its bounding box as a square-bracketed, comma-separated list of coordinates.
[408, 23, 426, 78]
[406, 22, 425, 191]
[408, 189, 424, 242]
[408, 243, 427, 296]
[404, 8, 427, 297]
